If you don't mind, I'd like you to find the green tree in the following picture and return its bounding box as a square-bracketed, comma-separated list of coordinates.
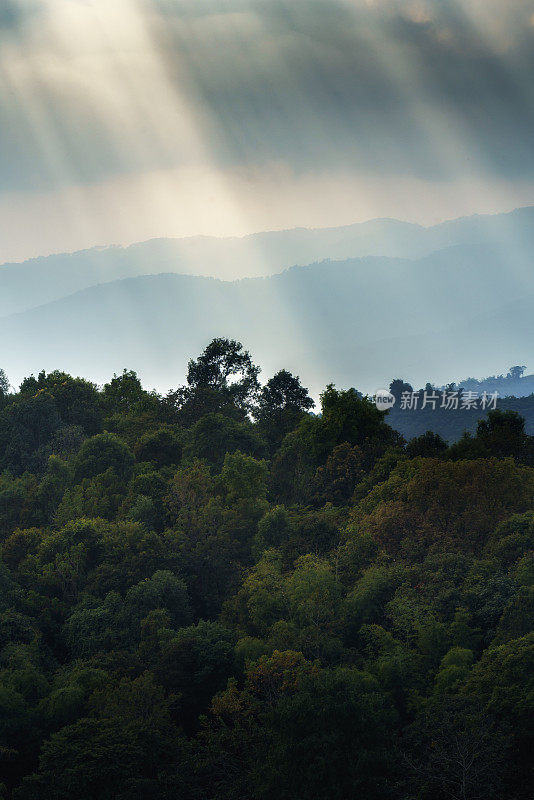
[353, 457, 534, 555]
[74, 433, 134, 482]
[55, 469, 127, 524]
[15, 717, 146, 800]
[153, 621, 236, 729]
[101, 370, 149, 414]
[313, 442, 364, 505]
[401, 696, 509, 800]
[252, 506, 293, 560]
[389, 378, 413, 401]
[0, 391, 62, 474]
[20, 371, 102, 435]
[286, 555, 343, 658]
[186, 413, 265, 468]
[406, 430, 447, 458]
[434, 647, 474, 694]
[0, 369, 10, 398]
[450, 410, 534, 464]
[169, 338, 261, 424]
[124, 570, 192, 632]
[485, 511, 534, 568]
[464, 633, 534, 797]
[493, 586, 534, 644]
[219, 451, 268, 504]
[260, 662, 396, 800]
[255, 370, 314, 451]
[133, 425, 182, 467]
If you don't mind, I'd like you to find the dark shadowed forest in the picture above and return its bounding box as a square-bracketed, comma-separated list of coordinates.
[0, 340, 532, 800]
[387, 370, 534, 442]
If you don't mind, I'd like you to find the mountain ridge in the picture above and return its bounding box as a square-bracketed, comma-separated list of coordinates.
[1, 205, 534, 318]
[2, 242, 532, 395]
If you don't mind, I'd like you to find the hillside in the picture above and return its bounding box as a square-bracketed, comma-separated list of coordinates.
[0, 343, 532, 799]
[388, 394, 534, 442]
[1, 205, 534, 317]
[1, 243, 532, 394]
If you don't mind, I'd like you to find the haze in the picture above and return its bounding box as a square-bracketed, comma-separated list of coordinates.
[1, 0, 534, 262]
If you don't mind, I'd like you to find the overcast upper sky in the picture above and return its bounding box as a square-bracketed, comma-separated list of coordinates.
[1, 0, 534, 262]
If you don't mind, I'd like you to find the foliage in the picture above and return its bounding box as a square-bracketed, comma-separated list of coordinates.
[0, 340, 532, 799]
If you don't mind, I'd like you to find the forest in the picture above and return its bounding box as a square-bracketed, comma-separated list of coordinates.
[0, 338, 532, 800]
[387, 375, 534, 442]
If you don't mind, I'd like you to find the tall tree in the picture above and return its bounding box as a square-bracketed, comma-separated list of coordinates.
[168, 339, 261, 424]
[0, 369, 10, 398]
[255, 370, 314, 451]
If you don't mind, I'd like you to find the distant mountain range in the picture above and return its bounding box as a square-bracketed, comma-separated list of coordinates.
[1, 205, 534, 317]
[1, 206, 533, 395]
[456, 369, 534, 398]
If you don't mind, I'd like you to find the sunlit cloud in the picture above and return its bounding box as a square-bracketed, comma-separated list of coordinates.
[0, 0, 533, 262]
[0, 0, 533, 394]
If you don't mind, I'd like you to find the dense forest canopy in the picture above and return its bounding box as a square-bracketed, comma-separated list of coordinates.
[0, 340, 532, 799]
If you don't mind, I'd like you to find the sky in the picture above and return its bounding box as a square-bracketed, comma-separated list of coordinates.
[1, 0, 534, 263]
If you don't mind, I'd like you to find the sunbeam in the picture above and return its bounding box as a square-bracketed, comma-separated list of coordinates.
[0, 0, 533, 391]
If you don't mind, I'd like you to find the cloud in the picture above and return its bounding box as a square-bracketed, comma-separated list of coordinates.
[1, 0, 534, 192]
[146, 0, 534, 180]
[0, 1, 25, 29]
[0, 0, 534, 260]
[0, 0, 43, 31]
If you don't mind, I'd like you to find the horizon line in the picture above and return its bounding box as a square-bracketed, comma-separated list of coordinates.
[1, 201, 533, 270]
